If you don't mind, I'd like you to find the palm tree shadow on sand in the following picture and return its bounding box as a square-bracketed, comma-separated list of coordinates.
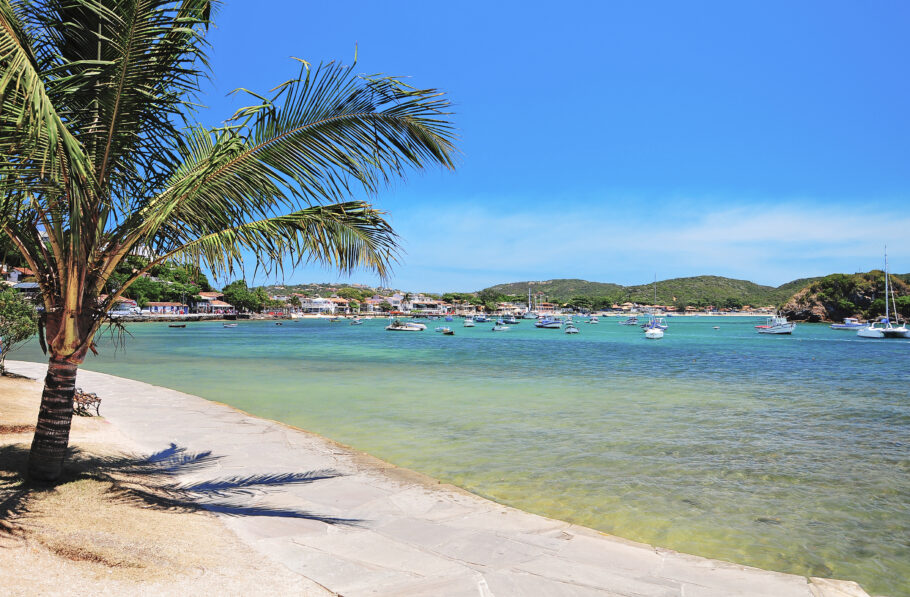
[0, 442, 362, 537]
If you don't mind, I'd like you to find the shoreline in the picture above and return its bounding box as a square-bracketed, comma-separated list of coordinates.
[6, 360, 872, 596]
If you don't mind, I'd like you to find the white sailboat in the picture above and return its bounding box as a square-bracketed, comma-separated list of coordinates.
[522, 288, 538, 319]
[857, 248, 909, 339]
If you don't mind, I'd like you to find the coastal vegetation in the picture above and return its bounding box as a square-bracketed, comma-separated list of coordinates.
[0, 0, 455, 481]
[0, 286, 38, 373]
[781, 271, 910, 322]
[483, 275, 822, 310]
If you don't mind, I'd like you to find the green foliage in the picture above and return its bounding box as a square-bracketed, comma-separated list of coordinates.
[0, 287, 39, 373]
[222, 280, 262, 313]
[782, 270, 910, 321]
[481, 276, 821, 308]
[378, 301, 392, 312]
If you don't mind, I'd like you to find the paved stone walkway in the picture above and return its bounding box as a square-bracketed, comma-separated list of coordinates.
[10, 362, 872, 597]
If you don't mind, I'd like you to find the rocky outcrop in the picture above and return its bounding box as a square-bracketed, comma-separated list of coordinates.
[780, 271, 909, 322]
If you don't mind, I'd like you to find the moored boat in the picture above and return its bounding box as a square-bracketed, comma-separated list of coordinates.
[463, 317, 476, 327]
[386, 318, 425, 331]
[756, 315, 796, 335]
[535, 317, 562, 329]
[830, 317, 864, 330]
[565, 323, 579, 334]
[856, 249, 909, 339]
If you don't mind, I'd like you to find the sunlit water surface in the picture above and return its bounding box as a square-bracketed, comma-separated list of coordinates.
[16, 317, 910, 595]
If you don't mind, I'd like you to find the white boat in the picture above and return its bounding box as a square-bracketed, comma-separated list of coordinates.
[350, 317, 363, 325]
[755, 315, 796, 335]
[502, 315, 520, 324]
[522, 288, 538, 319]
[619, 316, 639, 326]
[857, 249, 909, 339]
[386, 318, 425, 332]
[857, 318, 909, 339]
[463, 317, 476, 327]
[434, 326, 452, 333]
[587, 316, 599, 324]
[640, 316, 668, 330]
[535, 317, 562, 329]
[830, 317, 864, 330]
[223, 323, 238, 328]
[565, 324, 579, 334]
[492, 320, 510, 331]
[644, 326, 664, 339]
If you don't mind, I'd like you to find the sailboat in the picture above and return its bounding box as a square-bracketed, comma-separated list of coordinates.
[522, 288, 538, 319]
[857, 248, 909, 339]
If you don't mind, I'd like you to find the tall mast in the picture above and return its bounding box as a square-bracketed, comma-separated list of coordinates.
[885, 246, 890, 322]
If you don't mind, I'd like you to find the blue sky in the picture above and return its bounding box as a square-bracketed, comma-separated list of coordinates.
[198, 1, 910, 292]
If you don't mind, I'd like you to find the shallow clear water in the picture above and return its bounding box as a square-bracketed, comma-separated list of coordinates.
[15, 317, 910, 595]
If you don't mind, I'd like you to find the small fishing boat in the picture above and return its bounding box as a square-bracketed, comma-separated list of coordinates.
[329, 317, 341, 323]
[756, 315, 796, 335]
[168, 324, 186, 328]
[350, 317, 363, 325]
[830, 317, 864, 330]
[275, 322, 283, 326]
[463, 317, 476, 328]
[223, 323, 238, 328]
[565, 323, 580, 334]
[435, 326, 452, 333]
[445, 315, 454, 322]
[587, 316, 599, 324]
[502, 315, 520, 324]
[442, 329, 455, 336]
[475, 315, 489, 323]
[619, 316, 639, 326]
[713, 326, 720, 330]
[492, 319, 510, 331]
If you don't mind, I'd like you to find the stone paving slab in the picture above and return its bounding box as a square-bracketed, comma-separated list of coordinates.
[9, 361, 873, 597]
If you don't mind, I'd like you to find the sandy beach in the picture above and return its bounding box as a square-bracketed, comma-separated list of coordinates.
[1, 360, 872, 597]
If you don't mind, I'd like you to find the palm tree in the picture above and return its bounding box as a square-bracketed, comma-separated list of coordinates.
[0, 0, 455, 481]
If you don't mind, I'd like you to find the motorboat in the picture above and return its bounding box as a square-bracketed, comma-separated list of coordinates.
[755, 315, 796, 335]
[386, 318, 425, 331]
[565, 323, 579, 334]
[535, 318, 562, 329]
[463, 317, 476, 327]
[434, 326, 452, 333]
[168, 324, 186, 328]
[442, 329, 455, 335]
[640, 316, 668, 330]
[857, 249, 909, 339]
[223, 323, 238, 328]
[587, 316, 599, 324]
[445, 315, 454, 322]
[619, 316, 639, 326]
[502, 315, 520, 324]
[350, 317, 363, 325]
[830, 317, 864, 330]
[474, 315, 489, 323]
[492, 320, 510, 331]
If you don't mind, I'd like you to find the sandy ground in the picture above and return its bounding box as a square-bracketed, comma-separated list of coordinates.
[0, 373, 331, 597]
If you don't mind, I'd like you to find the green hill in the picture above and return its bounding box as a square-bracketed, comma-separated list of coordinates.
[481, 276, 822, 308]
[484, 279, 622, 301]
[781, 271, 910, 321]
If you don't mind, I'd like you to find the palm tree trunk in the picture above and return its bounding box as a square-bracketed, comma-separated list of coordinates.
[27, 357, 78, 482]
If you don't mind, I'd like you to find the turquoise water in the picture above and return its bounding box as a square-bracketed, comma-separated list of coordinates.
[15, 317, 910, 596]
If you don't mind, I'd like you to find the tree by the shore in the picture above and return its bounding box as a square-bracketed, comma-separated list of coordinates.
[0, 286, 38, 374]
[0, 0, 455, 481]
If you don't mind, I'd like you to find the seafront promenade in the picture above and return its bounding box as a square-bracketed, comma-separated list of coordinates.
[6, 361, 871, 597]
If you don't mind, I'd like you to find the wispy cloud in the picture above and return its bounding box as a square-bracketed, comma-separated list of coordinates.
[386, 201, 910, 291]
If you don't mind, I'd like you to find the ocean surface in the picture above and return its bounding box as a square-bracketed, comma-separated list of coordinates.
[15, 316, 910, 596]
